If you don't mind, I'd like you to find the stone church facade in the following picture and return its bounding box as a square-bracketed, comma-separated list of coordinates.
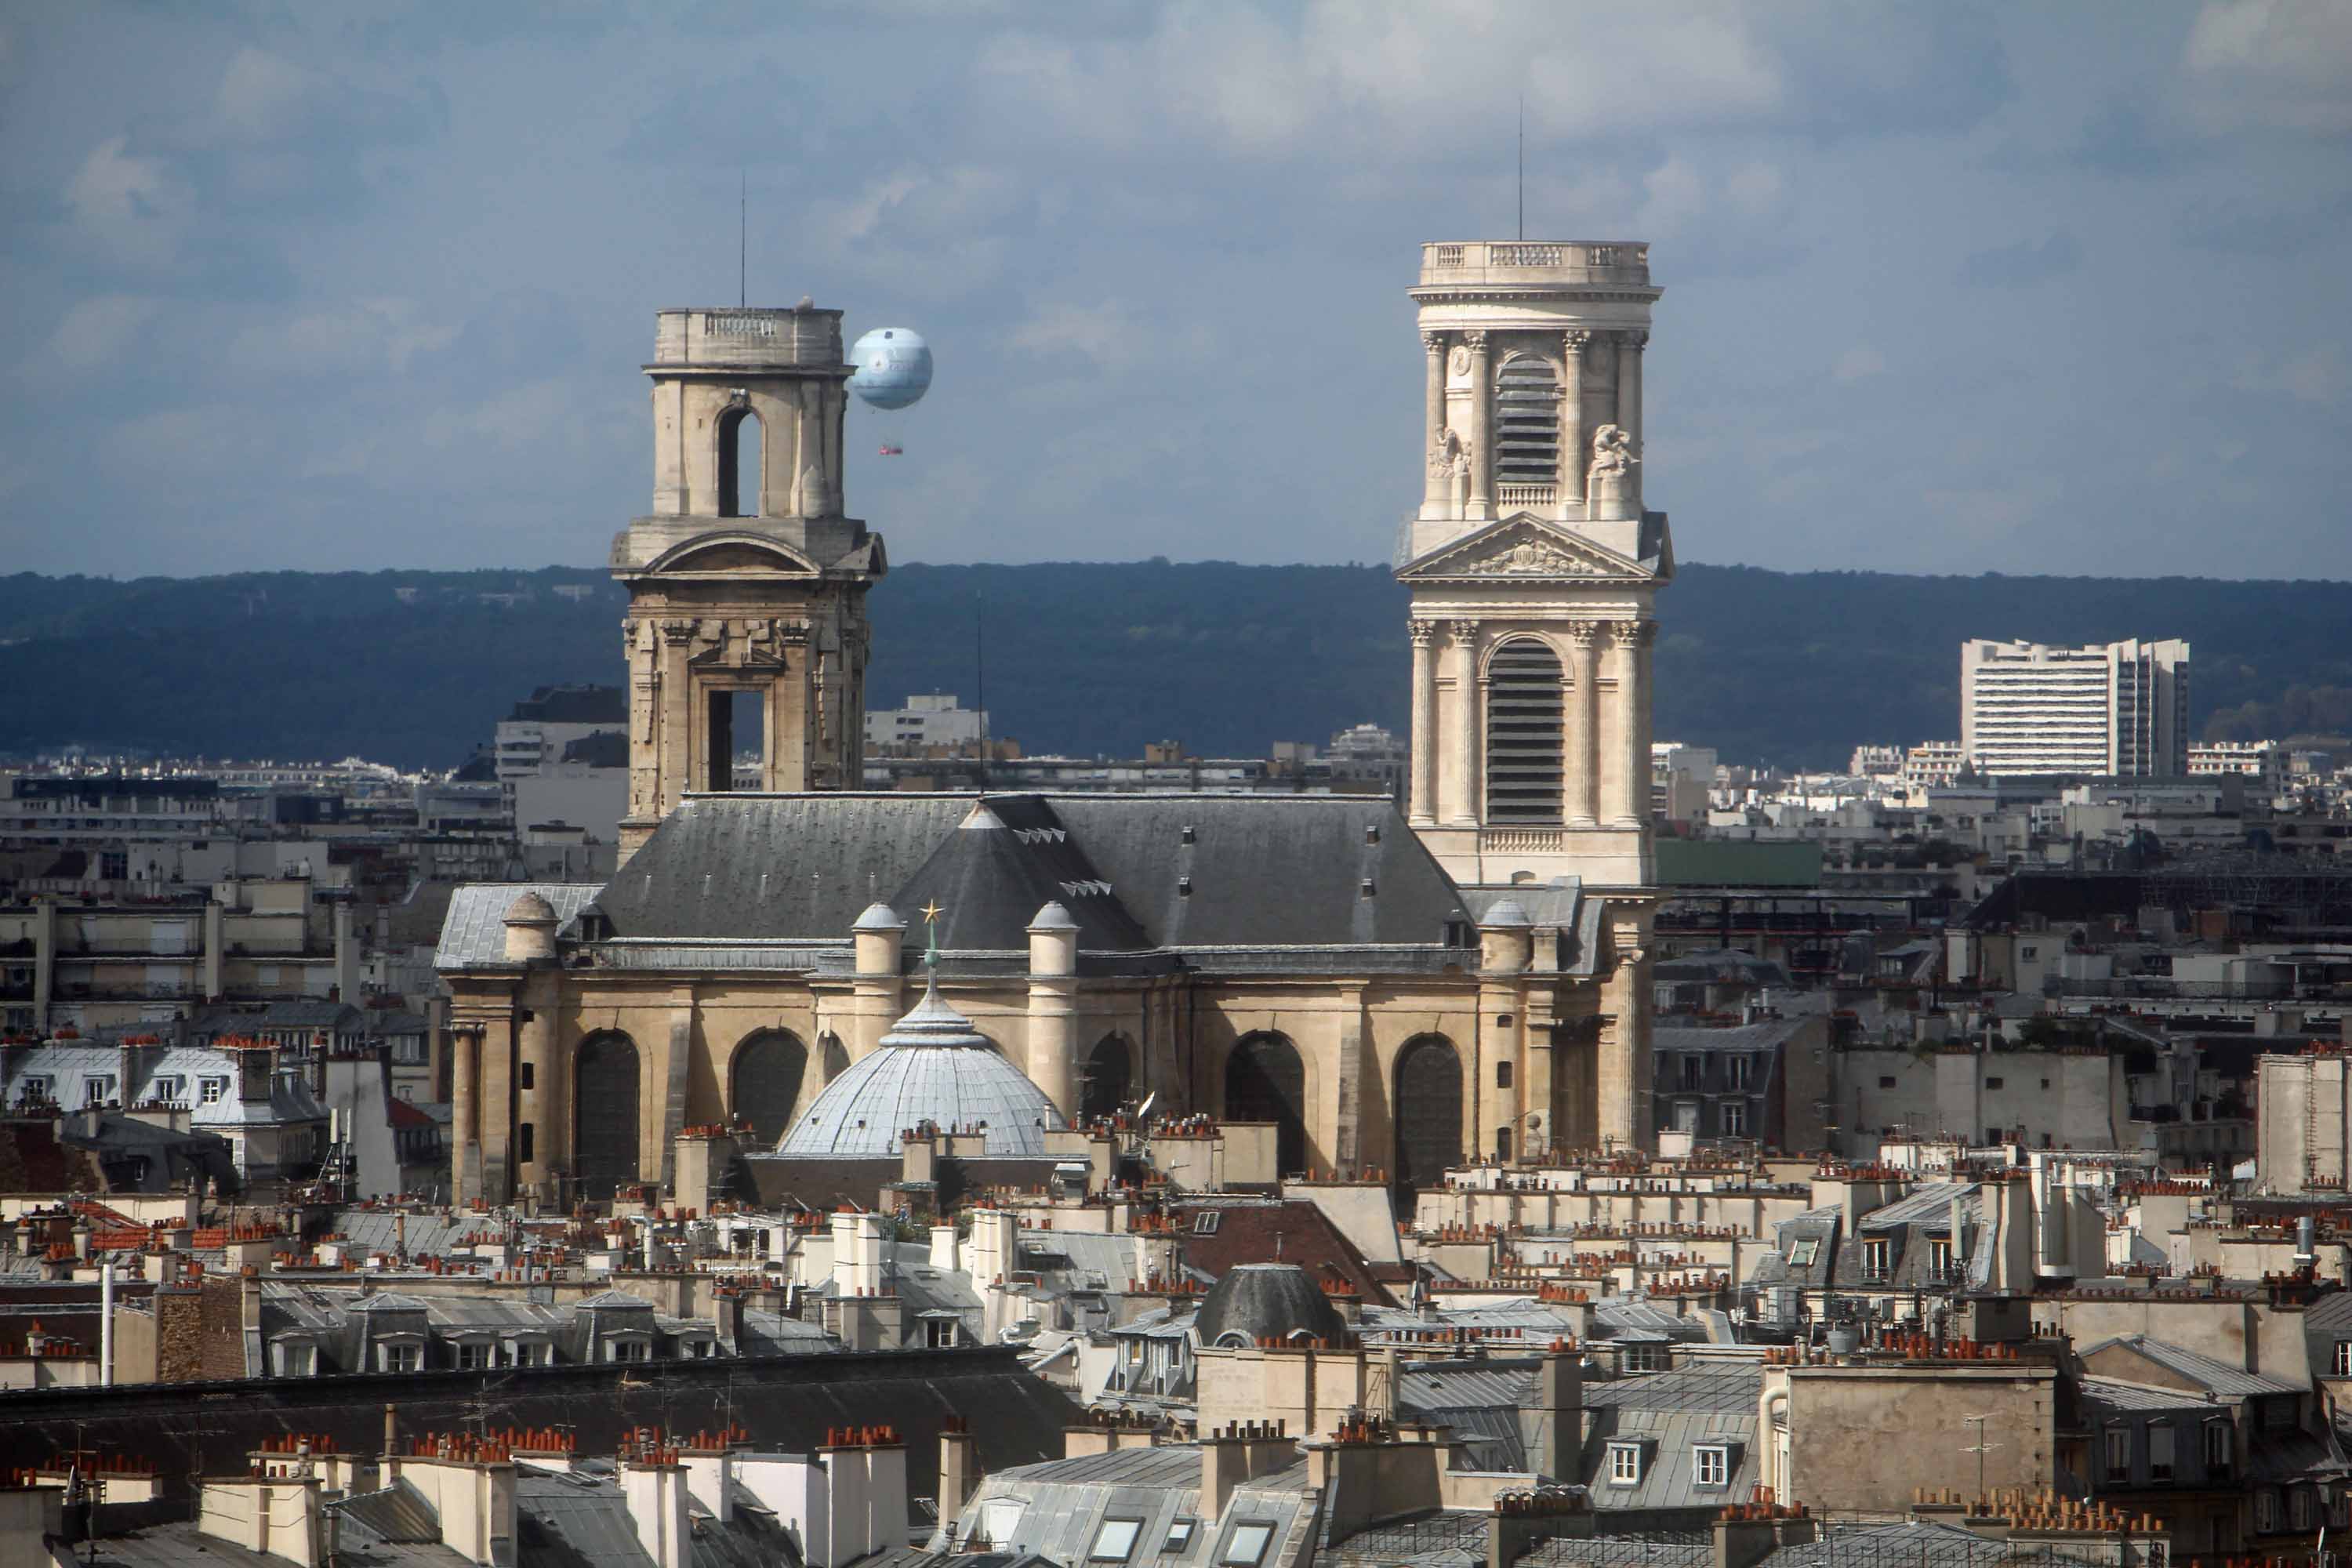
[437, 241, 1671, 1210]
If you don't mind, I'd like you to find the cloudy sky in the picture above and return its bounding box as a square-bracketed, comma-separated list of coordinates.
[2, 2, 2347, 582]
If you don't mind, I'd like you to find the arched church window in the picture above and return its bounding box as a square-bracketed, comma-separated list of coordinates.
[717, 405, 763, 518]
[1494, 356, 1562, 495]
[1392, 1035, 1462, 1203]
[575, 1031, 641, 1203]
[1486, 638, 1564, 822]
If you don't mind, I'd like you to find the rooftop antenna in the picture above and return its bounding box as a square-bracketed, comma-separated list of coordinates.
[1516, 91, 1524, 241]
[1961, 1414, 2001, 1497]
[739, 169, 746, 308]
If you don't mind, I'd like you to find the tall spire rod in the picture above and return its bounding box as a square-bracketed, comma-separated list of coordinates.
[1516, 92, 1525, 241]
[739, 169, 746, 308]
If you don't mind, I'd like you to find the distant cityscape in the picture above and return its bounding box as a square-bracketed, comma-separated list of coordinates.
[7, 198, 2352, 1568]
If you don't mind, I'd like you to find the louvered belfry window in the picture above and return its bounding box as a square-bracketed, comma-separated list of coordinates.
[1486, 637, 1565, 822]
[1494, 355, 1563, 490]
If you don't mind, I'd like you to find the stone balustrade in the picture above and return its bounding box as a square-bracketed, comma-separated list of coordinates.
[1418, 241, 1651, 287]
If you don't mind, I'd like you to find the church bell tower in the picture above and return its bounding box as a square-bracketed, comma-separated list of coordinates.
[1396, 242, 1671, 890]
[612, 304, 886, 863]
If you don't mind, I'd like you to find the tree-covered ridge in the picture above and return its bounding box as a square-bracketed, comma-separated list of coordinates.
[1, 562, 2346, 770]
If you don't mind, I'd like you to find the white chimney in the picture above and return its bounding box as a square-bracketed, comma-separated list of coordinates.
[622, 1460, 691, 1568]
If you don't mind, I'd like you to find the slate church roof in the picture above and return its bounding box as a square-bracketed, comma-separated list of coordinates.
[561, 792, 1549, 975]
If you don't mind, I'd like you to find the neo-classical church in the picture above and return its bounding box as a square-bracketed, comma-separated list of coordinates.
[437, 241, 1673, 1209]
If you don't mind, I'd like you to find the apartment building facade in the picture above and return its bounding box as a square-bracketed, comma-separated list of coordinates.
[1961, 638, 2190, 778]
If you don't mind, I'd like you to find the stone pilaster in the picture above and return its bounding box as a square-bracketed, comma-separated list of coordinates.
[1407, 621, 1438, 826]
[1560, 331, 1590, 510]
[450, 1024, 480, 1203]
[1609, 620, 1654, 829]
[1448, 619, 1480, 827]
[1333, 986, 1367, 1175]
[478, 1017, 514, 1205]
[1615, 331, 1646, 501]
[515, 987, 554, 1202]
[1465, 332, 1492, 521]
[1421, 332, 1450, 517]
[1598, 940, 1653, 1152]
[658, 618, 695, 807]
[1566, 622, 1603, 828]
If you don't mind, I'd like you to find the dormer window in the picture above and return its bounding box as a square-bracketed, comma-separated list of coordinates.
[1693, 1444, 1730, 1488]
[1608, 1441, 1644, 1486]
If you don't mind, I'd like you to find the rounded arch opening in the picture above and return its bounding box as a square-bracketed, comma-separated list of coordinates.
[574, 1031, 641, 1203]
[730, 1029, 808, 1146]
[1393, 1034, 1464, 1201]
[1487, 637, 1564, 823]
[1080, 1033, 1135, 1124]
[717, 405, 763, 518]
[1225, 1032, 1308, 1176]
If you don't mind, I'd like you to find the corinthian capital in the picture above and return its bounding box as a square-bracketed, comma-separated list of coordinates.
[1447, 618, 1479, 646]
[1613, 619, 1657, 648]
[1563, 329, 1591, 359]
[1619, 330, 1649, 354]
[1421, 331, 1447, 354]
[1463, 330, 1490, 353]
[1407, 619, 1436, 648]
[1567, 619, 1606, 649]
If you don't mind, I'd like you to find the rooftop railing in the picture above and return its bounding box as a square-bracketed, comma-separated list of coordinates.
[1417, 240, 1652, 287]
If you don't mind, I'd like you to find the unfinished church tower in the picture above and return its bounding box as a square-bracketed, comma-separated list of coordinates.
[612, 305, 885, 863]
[1397, 241, 1670, 891]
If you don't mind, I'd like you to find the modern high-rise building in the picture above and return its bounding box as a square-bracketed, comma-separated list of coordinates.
[1959, 638, 2190, 778]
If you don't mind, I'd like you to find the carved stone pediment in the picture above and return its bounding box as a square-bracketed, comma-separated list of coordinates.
[645, 533, 821, 579]
[1398, 515, 1653, 583]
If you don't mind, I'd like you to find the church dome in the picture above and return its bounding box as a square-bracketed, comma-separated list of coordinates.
[775, 973, 1067, 1160]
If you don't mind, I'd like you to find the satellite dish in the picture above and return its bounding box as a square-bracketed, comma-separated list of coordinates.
[848, 327, 933, 411]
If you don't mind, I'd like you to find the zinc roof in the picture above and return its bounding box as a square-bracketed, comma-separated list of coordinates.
[434, 882, 604, 969]
[2080, 1334, 2305, 1396]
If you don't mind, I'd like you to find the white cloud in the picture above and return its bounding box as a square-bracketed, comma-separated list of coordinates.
[216, 47, 316, 141]
[64, 136, 190, 267]
[804, 166, 1025, 298]
[424, 379, 596, 455]
[1006, 301, 1138, 368]
[42, 296, 161, 373]
[226, 299, 457, 377]
[2232, 343, 2345, 405]
[2183, 0, 2352, 135]
[1833, 346, 1886, 384]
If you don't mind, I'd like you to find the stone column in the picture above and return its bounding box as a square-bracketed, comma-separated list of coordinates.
[1449, 619, 1481, 827]
[1559, 331, 1589, 513]
[659, 619, 695, 810]
[1420, 332, 1450, 517]
[1465, 332, 1493, 521]
[1566, 622, 1602, 828]
[450, 1025, 478, 1203]
[1598, 945, 1651, 1153]
[1615, 332, 1646, 503]
[1607, 621, 1654, 829]
[1408, 621, 1438, 826]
